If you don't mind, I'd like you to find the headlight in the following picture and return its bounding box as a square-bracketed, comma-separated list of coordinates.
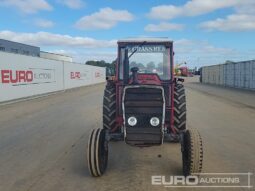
[150, 117, 160, 127]
[127, 116, 137, 126]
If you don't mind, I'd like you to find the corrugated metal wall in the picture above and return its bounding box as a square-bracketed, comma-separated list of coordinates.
[201, 60, 255, 90]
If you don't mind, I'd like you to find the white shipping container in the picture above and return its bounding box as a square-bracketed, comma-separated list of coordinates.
[201, 60, 255, 91]
[0, 51, 64, 102]
[63, 62, 105, 89]
[0, 51, 105, 103]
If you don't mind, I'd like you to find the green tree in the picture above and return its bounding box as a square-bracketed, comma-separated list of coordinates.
[86, 60, 116, 76]
[147, 62, 156, 70]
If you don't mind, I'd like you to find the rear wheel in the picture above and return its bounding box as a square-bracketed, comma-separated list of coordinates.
[182, 128, 203, 176]
[174, 84, 186, 132]
[87, 128, 108, 177]
[103, 84, 116, 130]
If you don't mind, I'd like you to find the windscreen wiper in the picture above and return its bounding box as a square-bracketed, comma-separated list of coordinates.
[128, 41, 147, 59]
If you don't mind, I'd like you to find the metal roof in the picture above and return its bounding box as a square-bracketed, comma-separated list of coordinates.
[118, 37, 173, 43]
[0, 38, 39, 48]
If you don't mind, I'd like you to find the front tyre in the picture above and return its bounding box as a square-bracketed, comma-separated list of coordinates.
[87, 128, 108, 177]
[182, 128, 203, 176]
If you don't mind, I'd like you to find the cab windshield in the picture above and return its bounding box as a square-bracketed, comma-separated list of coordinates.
[119, 44, 171, 80]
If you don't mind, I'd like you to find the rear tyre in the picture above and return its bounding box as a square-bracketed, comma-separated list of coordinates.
[87, 128, 108, 177]
[182, 128, 203, 176]
[103, 84, 116, 130]
[174, 84, 186, 132]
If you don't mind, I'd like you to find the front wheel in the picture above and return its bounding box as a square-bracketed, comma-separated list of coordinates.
[87, 128, 108, 177]
[181, 128, 203, 176]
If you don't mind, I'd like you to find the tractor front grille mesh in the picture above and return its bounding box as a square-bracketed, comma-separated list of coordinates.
[123, 86, 164, 146]
[123, 86, 164, 128]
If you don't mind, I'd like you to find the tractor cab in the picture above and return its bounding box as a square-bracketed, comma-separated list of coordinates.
[117, 38, 173, 85]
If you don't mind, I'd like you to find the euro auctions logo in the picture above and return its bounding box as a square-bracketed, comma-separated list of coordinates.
[70, 71, 89, 80]
[95, 71, 102, 78]
[71, 72, 81, 79]
[1, 70, 33, 84]
[152, 173, 253, 188]
[0, 68, 55, 86]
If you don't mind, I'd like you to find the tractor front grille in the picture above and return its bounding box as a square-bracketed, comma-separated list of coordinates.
[122, 85, 165, 146]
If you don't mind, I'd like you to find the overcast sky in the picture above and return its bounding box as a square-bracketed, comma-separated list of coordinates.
[0, 0, 255, 68]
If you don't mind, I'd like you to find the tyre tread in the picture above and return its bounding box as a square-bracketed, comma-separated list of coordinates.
[103, 85, 116, 130]
[174, 84, 187, 132]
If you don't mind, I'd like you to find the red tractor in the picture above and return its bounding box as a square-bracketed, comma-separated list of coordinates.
[87, 38, 203, 177]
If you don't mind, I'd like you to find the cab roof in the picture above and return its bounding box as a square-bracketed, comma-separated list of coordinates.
[118, 37, 173, 44]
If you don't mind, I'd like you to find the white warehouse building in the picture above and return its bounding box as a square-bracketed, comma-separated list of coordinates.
[0, 39, 73, 62]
